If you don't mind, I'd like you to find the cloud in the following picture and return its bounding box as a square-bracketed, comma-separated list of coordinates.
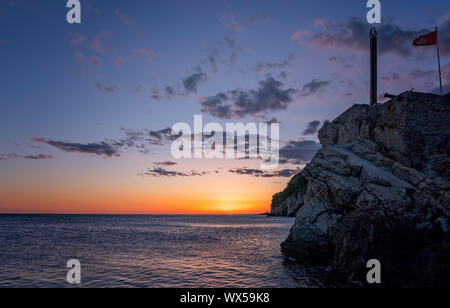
[149, 128, 173, 141]
[223, 14, 270, 32]
[142, 166, 208, 177]
[0, 153, 53, 161]
[252, 54, 295, 75]
[31, 138, 120, 157]
[91, 31, 111, 54]
[183, 69, 208, 93]
[279, 140, 321, 164]
[300, 79, 330, 97]
[23, 154, 54, 160]
[224, 36, 240, 63]
[121, 127, 180, 148]
[228, 168, 299, 178]
[130, 85, 143, 95]
[200, 36, 241, 73]
[0, 154, 17, 161]
[381, 72, 400, 81]
[114, 57, 124, 66]
[328, 54, 356, 69]
[138, 48, 155, 62]
[154, 161, 178, 166]
[294, 17, 432, 58]
[71, 33, 86, 44]
[96, 83, 118, 93]
[165, 86, 176, 96]
[28, 125, 182, 159]
[303, 120, 321, 135]
[200, 76, 296, 119]
[409, 69, 434, 79]
[74, 52, 88, 74]
[152, 36, 242, 100]
[90, 56, 101, 67]
[115, 9, 135, 26]
[291, 30, 310, 45]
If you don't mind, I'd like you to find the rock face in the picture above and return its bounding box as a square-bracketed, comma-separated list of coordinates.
[269, 173, 308, 217]
[279, 92, 450, 287]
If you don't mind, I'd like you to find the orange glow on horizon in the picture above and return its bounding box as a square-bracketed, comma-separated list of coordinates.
[0, 157, 289, 215]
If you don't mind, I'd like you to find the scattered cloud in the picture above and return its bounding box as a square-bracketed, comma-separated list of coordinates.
[291, 30, 310, 45]
[0, 154, 18, 161]
[91, 31, 111, 54]
[223, 14, 270, 32]
[115, 9, 135, 26]
[303, 120, 321, 135]
[138, 48, 155, 61]
[31, 138, 121, 157]
[0, 153, 53, 161]
[224, 36, 240, 63]
[23, 154, 54, 160]
[142, 166, 208, 177]
[148, 128, 178, 142]
[154, 161, 178, 166]
[200, 76, 296, 119]
[183, 68, 208, 93]
[114, 56, 124, 66]
[71, 33, 86, 44]
[279, 140, 321, 164]
[90, 56, 101, 67]
[381, 72, 401, 81]
[409, 69, 434, 79]
[130, 85, 144, 95]
[74, 52, 88, 74]
[300, 79, 330, 97]
[328, 54, 356, 69]
[252, 54, 295, 75]
[96, 83, 118, 93]
[293, 17, 433, 58]
[120, 127, 180, 148]
[228, 168, 299, 178]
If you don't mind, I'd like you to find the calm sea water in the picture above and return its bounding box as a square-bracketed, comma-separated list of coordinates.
[0, 215, 335, 288]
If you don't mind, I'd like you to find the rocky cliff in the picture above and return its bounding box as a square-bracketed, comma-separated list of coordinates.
[269, 173, 308, 217]
[277, 91, 450, 287]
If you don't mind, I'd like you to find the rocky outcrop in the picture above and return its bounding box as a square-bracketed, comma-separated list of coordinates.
[278, 92, 450, 287]
[269, 173, 307, 217]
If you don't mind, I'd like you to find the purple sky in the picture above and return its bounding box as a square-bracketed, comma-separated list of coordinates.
[0, 0, 449, 213]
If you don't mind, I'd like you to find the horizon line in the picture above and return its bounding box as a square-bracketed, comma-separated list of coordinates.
[0, 212, 269, 216]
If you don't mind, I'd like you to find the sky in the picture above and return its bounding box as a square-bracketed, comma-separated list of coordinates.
[1, 0, 449, 214]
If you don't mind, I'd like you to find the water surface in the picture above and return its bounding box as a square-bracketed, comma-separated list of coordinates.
[0, 215, 334, 288]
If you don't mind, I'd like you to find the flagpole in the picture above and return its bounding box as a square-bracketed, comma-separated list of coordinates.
[436, 26, 443, 95]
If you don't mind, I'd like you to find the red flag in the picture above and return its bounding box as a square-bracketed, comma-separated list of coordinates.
[413, 30, 437, 46]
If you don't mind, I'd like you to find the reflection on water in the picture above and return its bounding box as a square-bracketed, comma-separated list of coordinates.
[0, 214, 337, 288]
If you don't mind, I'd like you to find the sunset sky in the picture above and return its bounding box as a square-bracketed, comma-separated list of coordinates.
[1, 0, 449, 214]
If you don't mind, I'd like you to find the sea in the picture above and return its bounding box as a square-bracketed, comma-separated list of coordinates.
[0, 214, 337, 288]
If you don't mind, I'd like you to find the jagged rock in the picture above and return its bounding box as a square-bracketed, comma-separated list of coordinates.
[278, 92, 450, 287]
[319, 91, 450, 179]
[269, 173, 307, 217]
